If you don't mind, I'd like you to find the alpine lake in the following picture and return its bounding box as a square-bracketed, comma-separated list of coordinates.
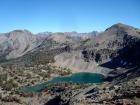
[21, 72, 104, 93]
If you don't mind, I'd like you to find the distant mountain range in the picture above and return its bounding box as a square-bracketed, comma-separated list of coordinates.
[35, 32, 52, 38]
[36, 31, 99, 40]
[0, 23, 140, 66]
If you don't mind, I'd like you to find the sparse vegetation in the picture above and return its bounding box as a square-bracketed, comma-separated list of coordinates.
[2, 96, 21, 103]
[0, 74, 7, 86]
[26, 73, 31, 79]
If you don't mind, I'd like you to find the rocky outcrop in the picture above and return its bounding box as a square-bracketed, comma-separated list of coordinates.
[82, 49, 113, 63]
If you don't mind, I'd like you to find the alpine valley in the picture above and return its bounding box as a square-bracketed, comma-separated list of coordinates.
[0, 23, 140, 105]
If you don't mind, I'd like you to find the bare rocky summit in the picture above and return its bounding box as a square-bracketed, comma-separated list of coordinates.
[0, 30, 43, 60]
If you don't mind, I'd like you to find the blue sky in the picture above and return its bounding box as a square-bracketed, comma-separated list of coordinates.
[0, 0, 140, 34]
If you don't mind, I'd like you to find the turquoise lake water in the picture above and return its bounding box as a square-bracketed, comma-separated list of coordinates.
[21, 72, 104, 93]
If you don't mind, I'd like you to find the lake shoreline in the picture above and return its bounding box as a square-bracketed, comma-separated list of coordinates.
[20, 70, 87, 88]
[21, 70, 105, 88]
[20, 72, 105, 93]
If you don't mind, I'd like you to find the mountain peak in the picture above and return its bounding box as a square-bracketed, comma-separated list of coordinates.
[105, 23, 138, 33]
[112, 23, 129, 28]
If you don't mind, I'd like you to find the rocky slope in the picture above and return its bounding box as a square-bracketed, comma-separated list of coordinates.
[53, 23, 140, 75]
[35, 32, 76, 51]
[0, 30, 43, 60]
